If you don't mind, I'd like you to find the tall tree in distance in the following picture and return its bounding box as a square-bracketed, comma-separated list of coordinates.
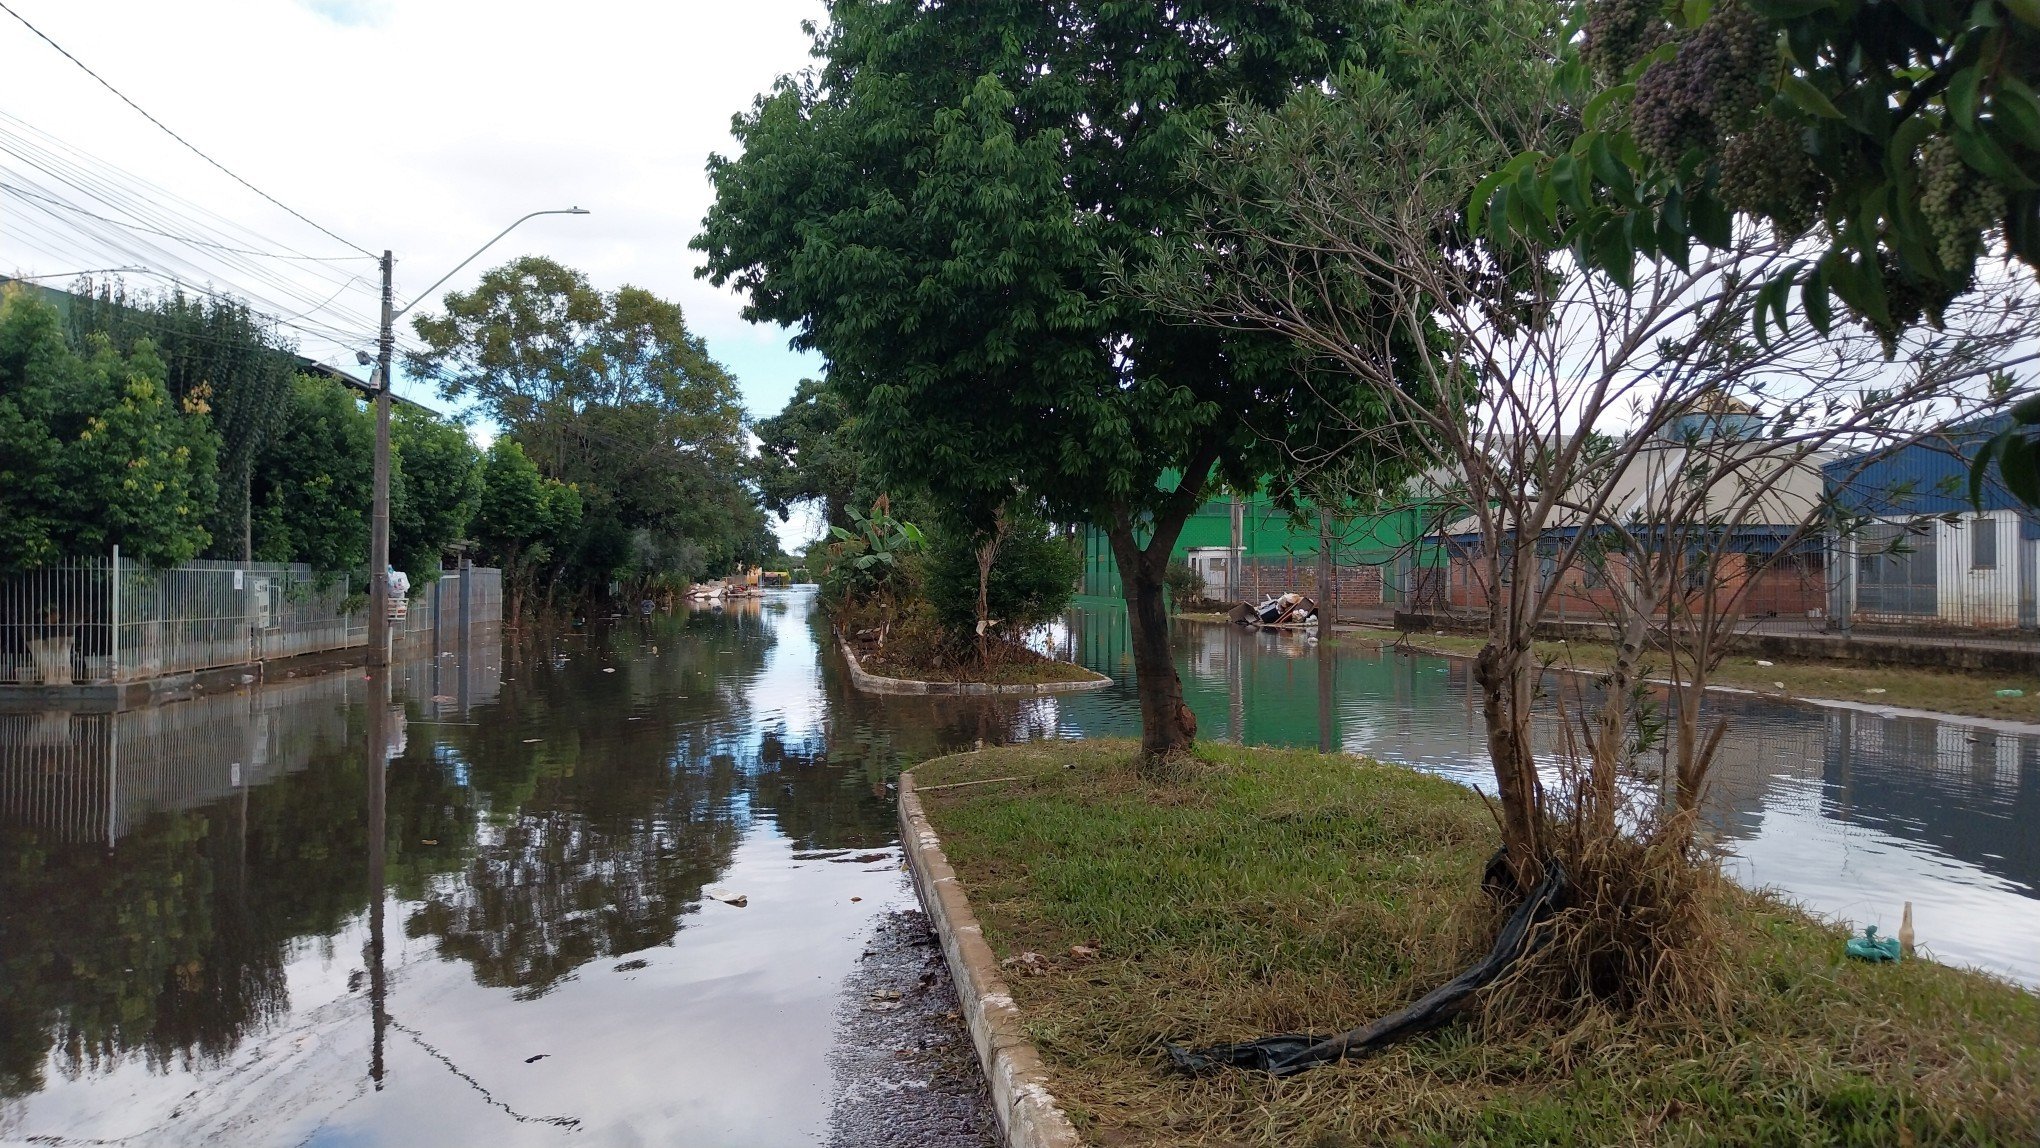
[697, 0, 1416, 763]
[472, 439, 582, 626]
[407, 259, 760, 597]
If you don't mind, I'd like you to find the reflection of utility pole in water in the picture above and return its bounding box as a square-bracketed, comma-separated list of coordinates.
[365, 667, 389, 1089]
[1229, 496, 1244, 603]
[1228, 627, 1245, 746]
[1318, 519, 1336, 754]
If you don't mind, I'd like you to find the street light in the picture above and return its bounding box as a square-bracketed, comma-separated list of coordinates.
[366, 207, 589, 664]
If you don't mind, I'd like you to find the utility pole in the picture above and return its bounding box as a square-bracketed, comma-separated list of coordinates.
[360, 209, 585, 667]
[369, 250, 394, 666]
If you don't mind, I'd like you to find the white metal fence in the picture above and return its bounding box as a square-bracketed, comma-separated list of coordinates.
[0, 553, 503, 686]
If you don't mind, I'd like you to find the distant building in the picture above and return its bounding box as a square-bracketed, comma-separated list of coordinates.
[1825, 418, 2039, 630]
[1076, 482, 1434, 612]
[1422, 399, 1832, 623]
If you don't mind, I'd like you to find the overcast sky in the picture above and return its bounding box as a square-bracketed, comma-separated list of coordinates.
[0, 0, 828, 422]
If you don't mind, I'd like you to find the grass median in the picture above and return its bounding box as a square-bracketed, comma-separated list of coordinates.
[913, 740, 2039, 1147]
[1351, 629, 2040, 723]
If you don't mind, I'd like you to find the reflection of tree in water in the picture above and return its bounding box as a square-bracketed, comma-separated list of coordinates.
[748, 729, 900, 851]
[404, 614, 768, 998]
[404, 806, 740, 999]
[0, 697, 474, 1101]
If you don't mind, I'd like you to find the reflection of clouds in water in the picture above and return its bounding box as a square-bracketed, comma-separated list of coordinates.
[741, 589, 829, 743]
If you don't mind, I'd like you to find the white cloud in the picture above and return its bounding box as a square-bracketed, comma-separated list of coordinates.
[1, 0, 826, 417]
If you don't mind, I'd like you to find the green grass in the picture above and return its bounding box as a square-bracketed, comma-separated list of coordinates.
[914, 741, 2040, 1147]
[1356, 629, 2040, 723]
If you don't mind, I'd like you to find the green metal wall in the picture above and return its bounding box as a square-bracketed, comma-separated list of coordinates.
[1077, 495, 1434, 601]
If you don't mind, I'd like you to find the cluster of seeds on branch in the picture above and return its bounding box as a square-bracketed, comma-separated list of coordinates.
[1631, 0, 1771, 166]
[1919, 136, 2007, 278]
[1582, 0, 1670, 81]
[1871, 253, 1942, 342]
[1715, 114, 1822, 238]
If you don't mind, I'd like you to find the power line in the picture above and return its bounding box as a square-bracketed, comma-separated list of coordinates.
[0, 0, 375, 258]
[0, 180, 370, 262]
[0, 114, 389, 335]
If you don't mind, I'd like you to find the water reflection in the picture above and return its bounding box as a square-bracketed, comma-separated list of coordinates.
[3, 591, 2034, 1145]
[0, 595, 937, 1145]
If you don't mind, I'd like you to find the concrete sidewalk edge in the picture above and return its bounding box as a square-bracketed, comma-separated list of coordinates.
[898, 770, 1084, 1148]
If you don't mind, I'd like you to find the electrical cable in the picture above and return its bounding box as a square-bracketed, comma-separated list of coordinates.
[0, 0, 376, 257]
[0, 180, 368, 261]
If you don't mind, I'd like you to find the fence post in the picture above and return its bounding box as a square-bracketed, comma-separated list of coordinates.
[1836, 535, 1854, 636]
[109, 546, 121, 683]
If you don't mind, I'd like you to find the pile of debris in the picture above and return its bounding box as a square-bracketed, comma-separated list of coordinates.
[1224, 593, 1318, 629]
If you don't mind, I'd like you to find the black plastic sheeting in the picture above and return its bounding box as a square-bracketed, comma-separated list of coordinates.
[1165, 855, 1571, 1078]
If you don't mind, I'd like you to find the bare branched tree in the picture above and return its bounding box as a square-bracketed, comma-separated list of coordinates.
[1130, 67, 2039, 996]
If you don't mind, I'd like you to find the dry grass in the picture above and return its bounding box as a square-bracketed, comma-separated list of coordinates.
[915, 741, 2040, 1146]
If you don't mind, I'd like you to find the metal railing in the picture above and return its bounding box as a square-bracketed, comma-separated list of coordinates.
[0, 552, 504, 686]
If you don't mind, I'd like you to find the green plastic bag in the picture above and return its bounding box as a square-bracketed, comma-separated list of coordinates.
[1846, 926, 1902, 963]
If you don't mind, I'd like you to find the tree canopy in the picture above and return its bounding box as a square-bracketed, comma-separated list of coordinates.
[0, 290, 218, 569]
[696, 0, 1421, 758]
[750, 376, 867, 530]
[407, 259, 767, 596]
[1482, 0, 2040, 338]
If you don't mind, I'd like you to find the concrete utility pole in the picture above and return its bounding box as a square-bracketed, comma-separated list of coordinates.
[361, 210, 588, 665]
[1229, 495, 1244, 602]
[368, 251, 395, 666]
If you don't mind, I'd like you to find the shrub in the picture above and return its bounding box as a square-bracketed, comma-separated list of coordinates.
[924, 510, 1080, 639]
[1162, 559, 1204, 611]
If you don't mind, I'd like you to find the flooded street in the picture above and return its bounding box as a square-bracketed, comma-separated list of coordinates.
[3, 590, 2036, 1145]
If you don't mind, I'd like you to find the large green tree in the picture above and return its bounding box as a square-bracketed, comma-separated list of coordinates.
[0, 290, 218, 570]
[65, 284, 299, 561]
[249, 375, 374, 574]
[696, 0, 1405, 759]
[390, 404, 483, 580]
[473, 439, 583, 624]
[407, 259, 761, 595]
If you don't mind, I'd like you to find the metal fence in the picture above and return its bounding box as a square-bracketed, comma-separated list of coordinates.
[1340, 521, 2040, 653]
[0, 553, 504, 686]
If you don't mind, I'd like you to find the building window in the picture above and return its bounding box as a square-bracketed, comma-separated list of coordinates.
[1972, 515, 1998, 570]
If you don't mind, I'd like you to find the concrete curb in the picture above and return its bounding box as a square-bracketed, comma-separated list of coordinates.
[840, 638, 1112, 697]
[898, 770, 1083, 1148]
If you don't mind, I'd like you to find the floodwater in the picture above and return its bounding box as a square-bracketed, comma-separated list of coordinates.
[2, 591, 2035, 1146]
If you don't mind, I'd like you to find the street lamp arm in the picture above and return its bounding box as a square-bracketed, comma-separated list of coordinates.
[365, 205, 585, 667]
[391, 207, 589, 322]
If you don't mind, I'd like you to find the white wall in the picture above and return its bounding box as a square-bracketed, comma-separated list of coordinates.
[1936, 510, 2024, 627]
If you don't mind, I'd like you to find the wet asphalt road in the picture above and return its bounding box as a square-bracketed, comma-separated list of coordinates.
[828, 908, 1001, 1148]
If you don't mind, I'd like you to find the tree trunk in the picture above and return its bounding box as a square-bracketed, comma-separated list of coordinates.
[1107, 519, 1196, 763]
[1474, 640, 1541, 890]
[973, 509, 1008, 666]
